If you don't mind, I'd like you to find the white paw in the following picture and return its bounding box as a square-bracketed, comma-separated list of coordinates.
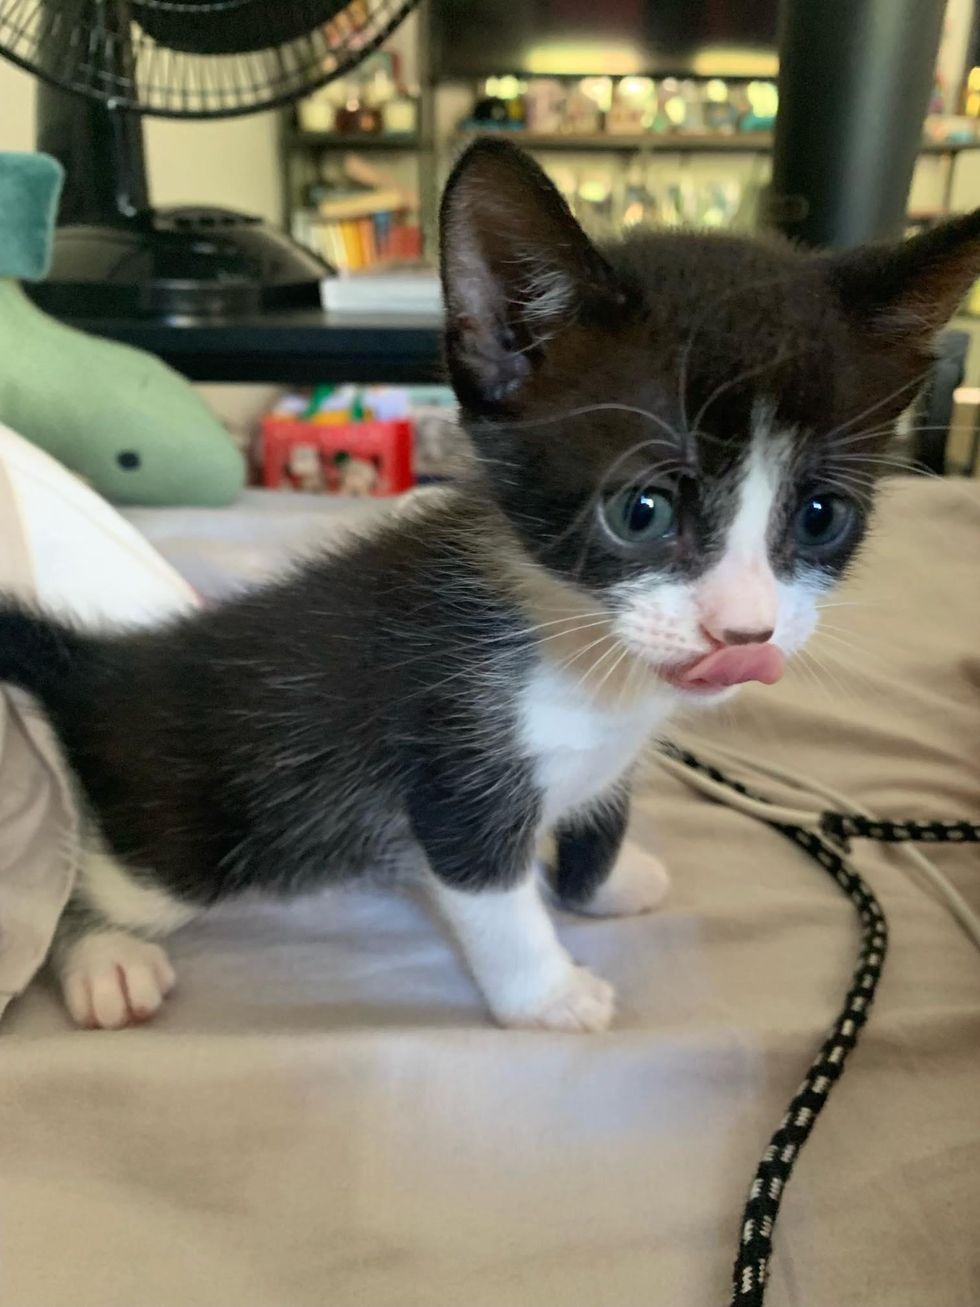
[495, 964, 616, 1033]
[59, 930, 176, 1030]
[579, 848, 671, 918]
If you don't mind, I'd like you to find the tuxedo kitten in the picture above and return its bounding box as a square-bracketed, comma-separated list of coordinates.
[3, 141, 980, 1032]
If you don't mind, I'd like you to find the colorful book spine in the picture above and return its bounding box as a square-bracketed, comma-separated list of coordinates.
[340, 219, 363, 271]
[373, 210, 392, 261]
[322, 222, 346, 271]
[357, 216, 377, 267]
[304, 205, 423, 272]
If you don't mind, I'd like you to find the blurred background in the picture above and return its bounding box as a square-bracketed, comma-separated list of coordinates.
[2, 0, 979, 494]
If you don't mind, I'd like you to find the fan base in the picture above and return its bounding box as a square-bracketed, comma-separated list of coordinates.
[28, 208, 330, 322]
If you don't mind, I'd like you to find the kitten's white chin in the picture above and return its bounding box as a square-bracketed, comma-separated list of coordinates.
[669, 681, 740, 705]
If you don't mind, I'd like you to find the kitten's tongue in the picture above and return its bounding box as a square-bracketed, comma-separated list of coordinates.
[677, 643, 785, 689]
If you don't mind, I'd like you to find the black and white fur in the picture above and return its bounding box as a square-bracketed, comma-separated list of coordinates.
[3, 141, 979, 1031]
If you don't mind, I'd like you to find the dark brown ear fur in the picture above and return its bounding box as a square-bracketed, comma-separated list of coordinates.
[440, 139, 623, 413]
[829, 208, 980, 339]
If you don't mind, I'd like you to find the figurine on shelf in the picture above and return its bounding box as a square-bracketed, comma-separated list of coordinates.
[524, 79, 565, 133]
[702, 79, 739, 134]
[739, 80, 778, 133]
[562, 83, 603, 135]
[287, 444, 326, 493]
[607, 77, 655, 135]
[334, 451, 379, 496]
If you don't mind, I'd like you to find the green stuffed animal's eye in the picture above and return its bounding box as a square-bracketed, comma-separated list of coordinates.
[602, 486, 676, 545]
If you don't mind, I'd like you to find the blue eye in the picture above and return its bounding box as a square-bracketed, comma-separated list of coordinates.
[794, 493, 855, 552]
[604, 486, 676, 544]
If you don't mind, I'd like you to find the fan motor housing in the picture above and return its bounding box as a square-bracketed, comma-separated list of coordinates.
[29, 208, 329, 321]
[2, 0, 422, 322]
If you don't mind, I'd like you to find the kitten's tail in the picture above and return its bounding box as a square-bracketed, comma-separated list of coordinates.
[0, 601, 97, 715]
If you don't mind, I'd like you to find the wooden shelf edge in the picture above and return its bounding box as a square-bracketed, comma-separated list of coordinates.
[288, 131, 420, 150]
[454, 129, 773, 152]
[452, 129, 980, 155]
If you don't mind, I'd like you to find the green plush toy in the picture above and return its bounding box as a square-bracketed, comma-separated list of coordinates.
[0, 152, 245, 506]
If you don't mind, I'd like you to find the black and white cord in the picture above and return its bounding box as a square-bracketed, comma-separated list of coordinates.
[658, 741, 980, 1307]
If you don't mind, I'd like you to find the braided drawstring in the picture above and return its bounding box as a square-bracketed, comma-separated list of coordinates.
[727, 818, 886, 1306]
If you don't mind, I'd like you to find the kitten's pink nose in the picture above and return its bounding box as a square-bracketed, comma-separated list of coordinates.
[697, 557, 779, 653]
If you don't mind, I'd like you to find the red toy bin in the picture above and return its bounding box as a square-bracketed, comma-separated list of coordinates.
[260, 417, 415, 496]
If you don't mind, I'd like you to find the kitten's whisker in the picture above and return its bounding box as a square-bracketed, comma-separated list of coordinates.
[816, 599, 881, 612]
[568, 634, 625, 697]
[483, 611, 613, 647]
[819, 475, 878, 497]
[689, 348, 805, 437]
[813, 626, 891, 669]
[835, 452, 929, 469]
[618, 640, 653, 711]
[791, 648, 836, 705]
[831, 420, 952, 449]
[792, 649, 828, 700]
[803, 644, 876, 698]
[363, 620, 610, 712]
[591, 641, 633, 702]
[796, 647, 856, 705]
[832, 457, 980, 505]
[553, 631, 619, 678]
[808, 648, 856, 701]
[533, 618, 615, 649]
[474, 401, 680, 444]
[830, 451, 914, 470]
[821, 367, 932, 442]
[351, 612, 614, 673]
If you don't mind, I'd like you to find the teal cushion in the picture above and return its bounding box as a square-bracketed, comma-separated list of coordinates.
[0, 152, 63, 281]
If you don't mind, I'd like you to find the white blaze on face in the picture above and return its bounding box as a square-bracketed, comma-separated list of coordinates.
[695, 435, 786, 646]
[610, 426, 822, 678]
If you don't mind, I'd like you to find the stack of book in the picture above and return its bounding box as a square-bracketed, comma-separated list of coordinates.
[296, 189, 422, 272]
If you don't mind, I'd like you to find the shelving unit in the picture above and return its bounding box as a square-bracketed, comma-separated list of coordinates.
[285, 130, 420, 151]
[453, 130, 980, 157]
[453, 130, 774, 153]
[278, 0, 980, 261]
[278, 1, 437, 260]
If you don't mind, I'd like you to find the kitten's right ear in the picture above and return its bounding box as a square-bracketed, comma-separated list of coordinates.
[829, 207, 980, 342]
[439, 139, 621, 412]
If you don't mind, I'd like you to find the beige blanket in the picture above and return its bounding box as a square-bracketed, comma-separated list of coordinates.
[1, 478, 978, 1307]
[0, 456, 78, 1013]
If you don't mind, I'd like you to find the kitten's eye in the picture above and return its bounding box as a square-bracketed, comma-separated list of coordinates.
[603, 486, 676, 544]
[794, 493, 855, 554]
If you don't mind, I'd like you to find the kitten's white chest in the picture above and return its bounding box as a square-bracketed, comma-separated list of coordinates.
[518, 662, 672, 828]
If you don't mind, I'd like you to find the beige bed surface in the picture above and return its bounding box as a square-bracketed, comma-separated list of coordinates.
[2, 478, 978, 1307]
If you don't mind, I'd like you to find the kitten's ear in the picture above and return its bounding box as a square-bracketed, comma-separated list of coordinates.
[440, 139, 621, 411]
[829, 209, 980, 341]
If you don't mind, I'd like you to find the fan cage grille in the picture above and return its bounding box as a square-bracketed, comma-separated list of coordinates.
[0, 0, 421, 119]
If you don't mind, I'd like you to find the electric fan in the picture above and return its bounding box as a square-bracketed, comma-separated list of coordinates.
[0, 0, 420, 319]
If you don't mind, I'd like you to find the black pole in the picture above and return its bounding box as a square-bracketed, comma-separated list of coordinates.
[769, 0, 946, 249]
[34, 0, 149, 225]
[36, 84, 150, 224]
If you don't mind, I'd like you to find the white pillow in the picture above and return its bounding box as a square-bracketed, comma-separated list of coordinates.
[0, 421, 196, 1016]
[0, 421, 197, 624]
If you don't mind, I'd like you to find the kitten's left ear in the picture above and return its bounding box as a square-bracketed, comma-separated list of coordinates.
[829, 208, 980, 341]
[440, 139, 622, 411]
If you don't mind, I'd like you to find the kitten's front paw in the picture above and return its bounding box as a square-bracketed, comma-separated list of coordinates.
[495, 965, 615, 1033]
[59, 930, 176, 1030]
[579, 848, 670, 918]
